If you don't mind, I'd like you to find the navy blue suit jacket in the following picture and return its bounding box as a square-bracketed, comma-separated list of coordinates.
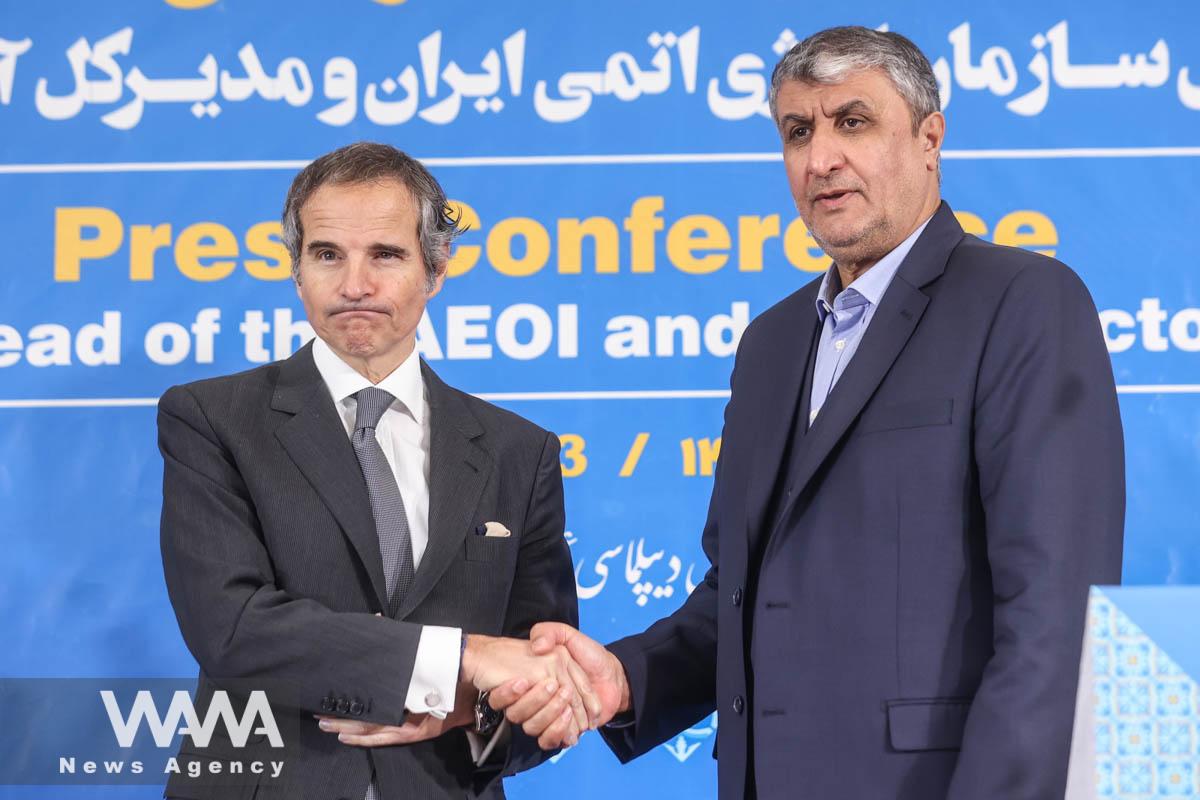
[601, 202, 1125, 799]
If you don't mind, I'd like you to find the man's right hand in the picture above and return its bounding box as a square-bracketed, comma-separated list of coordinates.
[460, 633, 598, 746]
[487, 622, 631, 749]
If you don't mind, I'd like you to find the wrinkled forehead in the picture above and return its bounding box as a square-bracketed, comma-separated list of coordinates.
[300, 179, 418, 238]
[304, 177, 415, 212]
[775, 68, 901, 117]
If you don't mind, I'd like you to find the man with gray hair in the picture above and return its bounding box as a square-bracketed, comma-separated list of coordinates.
[158, 142, 594, 799]
[489, 26, 1125, 799]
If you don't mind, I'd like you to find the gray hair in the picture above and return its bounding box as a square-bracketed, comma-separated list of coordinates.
[769, 26, 940, 135]
[281, 141, 464, 289]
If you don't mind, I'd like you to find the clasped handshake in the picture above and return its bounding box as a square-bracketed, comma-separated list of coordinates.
[317, 623, 629, 750]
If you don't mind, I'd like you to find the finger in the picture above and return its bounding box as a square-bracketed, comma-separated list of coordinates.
[338, 731, 407, 747]
[521, 685, 575, 738]
[516, 681, 571, 738]
[505, 679, 560, 726]
[538, 706, 578, 751]
[488, 677, 531, 711]
[318, 719, 375, 735]
[564, 652, 602, 726]
[563, 672, 589, 733]
[553, 648, 590, 731]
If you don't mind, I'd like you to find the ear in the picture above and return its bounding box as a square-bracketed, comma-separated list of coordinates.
[290, 249, 304, 292]
[427, 268, 447, 299]
[426, 244, 451, 298]
[920, 112, 946, 172]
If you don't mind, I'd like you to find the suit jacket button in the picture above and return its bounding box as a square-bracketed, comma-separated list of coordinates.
[349, 701, 364, 716]
[731, 587, 742, 607]
[732, 695, 745, 715]
[335, 698, 349, 714]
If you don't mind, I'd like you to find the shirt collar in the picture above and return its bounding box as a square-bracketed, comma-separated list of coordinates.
[815, 213, 934, 321]
[311, 337, 425, 425]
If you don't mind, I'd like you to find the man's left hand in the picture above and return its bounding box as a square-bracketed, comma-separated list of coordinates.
[316, 679, 474, 747]
[316, 711, 465, 747]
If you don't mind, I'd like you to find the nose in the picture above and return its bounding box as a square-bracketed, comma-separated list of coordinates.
[806, 128, 845, 179]
[337, 254, 374, 300]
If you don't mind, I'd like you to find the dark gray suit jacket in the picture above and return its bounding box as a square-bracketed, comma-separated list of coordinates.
[601, 202, 1125, 799]
[158, 342, 576, 799]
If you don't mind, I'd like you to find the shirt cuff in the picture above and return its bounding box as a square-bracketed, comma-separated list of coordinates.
[404, 625, 462, 719]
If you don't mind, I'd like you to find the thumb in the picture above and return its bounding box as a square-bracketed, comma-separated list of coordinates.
[564, 633, 606, 674]
[529, 621, 574, 655]
[534, 623, 606, 674]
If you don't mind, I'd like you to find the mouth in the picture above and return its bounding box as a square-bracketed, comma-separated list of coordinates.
[812, 189, 857, 209]
[330, 308, 388, 319]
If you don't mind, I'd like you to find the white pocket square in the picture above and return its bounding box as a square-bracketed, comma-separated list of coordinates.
[479, 521, 511, 538]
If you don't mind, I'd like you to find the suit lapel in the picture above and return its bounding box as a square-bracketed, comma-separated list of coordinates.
[272, 343, 390, 611]
[395, 362, 491, 619]
[743, 293, 821, 552]
[769, 202, 964, 527]
[782, 281, 929, 504]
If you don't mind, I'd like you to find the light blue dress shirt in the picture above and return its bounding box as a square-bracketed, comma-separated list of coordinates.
[808, 216, 933, 427]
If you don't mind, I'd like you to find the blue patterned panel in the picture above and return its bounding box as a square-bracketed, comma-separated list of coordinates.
[1090, 589, 1199, 797]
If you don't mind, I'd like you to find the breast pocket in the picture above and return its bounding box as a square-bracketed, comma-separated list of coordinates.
[465, 534, 514, 562]
[858, 398, 954, 435]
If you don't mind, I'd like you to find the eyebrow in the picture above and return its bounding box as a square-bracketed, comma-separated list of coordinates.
[829, 99, 872, 118]
[305, 240, 411, 255]
[779, 98, 874, 129]
[779, 112, 812, 129]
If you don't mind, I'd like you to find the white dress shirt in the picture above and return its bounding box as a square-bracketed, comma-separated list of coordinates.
[311, 337, 460, 719]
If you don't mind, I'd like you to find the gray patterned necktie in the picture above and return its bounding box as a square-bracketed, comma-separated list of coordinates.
[351, 386, 416, 614]
[353, 388, 416, 800]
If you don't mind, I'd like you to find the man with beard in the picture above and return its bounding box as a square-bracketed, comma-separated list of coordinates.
[489, 25, 1125, 800]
